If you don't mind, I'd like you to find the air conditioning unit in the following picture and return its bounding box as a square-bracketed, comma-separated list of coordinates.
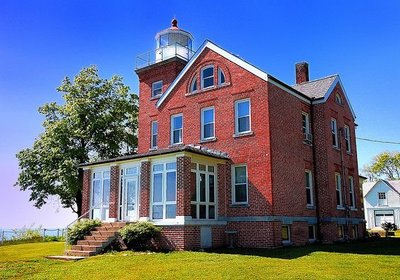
[303, 133, 313, 143]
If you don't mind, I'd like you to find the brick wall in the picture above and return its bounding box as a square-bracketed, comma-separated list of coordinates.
[139, 161, 151, 218]
[81, 169, 91, 218]
[177, 156, 191, 216]
[109, 165, 119, 219]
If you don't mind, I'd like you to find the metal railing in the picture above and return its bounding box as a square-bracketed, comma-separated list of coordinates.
[135, 43, 195, 69]
[0, 228, 66, 244]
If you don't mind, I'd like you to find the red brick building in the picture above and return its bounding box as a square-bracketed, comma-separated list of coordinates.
[80, 20, 365, 250]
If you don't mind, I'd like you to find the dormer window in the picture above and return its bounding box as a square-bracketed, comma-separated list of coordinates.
[201, 65, 214, 89]
[335, 93, 343, 105]
[218, 68, 226, 85]
[152, 80, 163, 97]
[190, 76, 198, 93]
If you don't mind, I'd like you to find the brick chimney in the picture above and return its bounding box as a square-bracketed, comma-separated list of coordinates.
[295, 62, 309, 84]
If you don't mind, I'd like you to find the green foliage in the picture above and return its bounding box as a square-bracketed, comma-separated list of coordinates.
[15, 66, 138, 215]
[381, 221, 398, 237]
[67, 219, 101, 245]
[363, 151, 400, 180]
[11, 228, 42, 242]
[119, 222, 161, 250]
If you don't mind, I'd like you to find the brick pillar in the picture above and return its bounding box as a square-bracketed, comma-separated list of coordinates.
[109, 165, 120, 220]
[217, 162, 230, 217]
[177, 156, 191, 217]
[140, 161, 151, 218]
[81, 168, 91, 218]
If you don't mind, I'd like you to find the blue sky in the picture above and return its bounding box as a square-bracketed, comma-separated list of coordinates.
[1, 0, 399, 228]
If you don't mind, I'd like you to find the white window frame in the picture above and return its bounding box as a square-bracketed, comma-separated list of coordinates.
[201, 107, 215, 141]
[232, 164, 248, 205]
[335, 172, 343, 208]
[201, 65, 214, 89]
[344, 125, 351, 153]
[190, 163, 217, 220]
[150, 161, 177, 220]
[218, 67, 226, 85]
[170, 113, 183, 145]
[152, 80, 163, 97]
[305, 170, 313, 207]
[331, 118, 338, 148]
[90, 168, 111, 220]
[151, 121, 158, 149]
[234, 99, 251, 135]
[349, 176, 356, 209]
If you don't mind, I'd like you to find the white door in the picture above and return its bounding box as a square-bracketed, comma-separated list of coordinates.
[123, 178, 138, 221]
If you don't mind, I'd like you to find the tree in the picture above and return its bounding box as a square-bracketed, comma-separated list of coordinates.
[15, 66, 138, 216]
[381, 221, 398, 237]
[363, 151, 400, 181]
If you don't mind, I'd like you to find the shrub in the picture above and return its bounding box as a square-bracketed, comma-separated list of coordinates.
[67, 219, 101, 245]
[119, 222, 161, 250]
[12, 228, 42, 242]
[382, 222, 398, 237]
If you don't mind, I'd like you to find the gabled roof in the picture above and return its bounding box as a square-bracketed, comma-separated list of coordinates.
[363, 179, 400, 197]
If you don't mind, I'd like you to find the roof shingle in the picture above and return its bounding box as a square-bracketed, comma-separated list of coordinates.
[292, 75, 338, 99]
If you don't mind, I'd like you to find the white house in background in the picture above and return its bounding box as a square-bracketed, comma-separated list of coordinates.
[363, 180, 400, 229]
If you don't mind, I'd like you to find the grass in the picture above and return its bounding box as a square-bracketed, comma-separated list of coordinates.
[1, 239, 400, 279]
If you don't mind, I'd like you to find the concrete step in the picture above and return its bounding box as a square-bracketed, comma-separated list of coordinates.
[94, 226, 121, 232]
[91, 231, 116, 238]
[77, 240, 106, 246]
[84, 235, 109, 241]
[102, 222, 126, 228]
[65, 250, 96, 257]
[71, 245, 99, 252]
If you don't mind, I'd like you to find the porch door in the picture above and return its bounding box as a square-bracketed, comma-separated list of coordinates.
[91, 170, 110, 221]
[122, 177, 138, 221]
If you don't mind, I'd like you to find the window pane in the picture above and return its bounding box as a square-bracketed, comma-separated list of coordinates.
[103, 179, 110, 204]
[237, 101, 249, 117]
[173, 130, 182, 143]
[92, 180, 101, 205]
[219, 69, 225, 84]
[336, 190, 341, 206]
[152, 205, 163, 219]
[103, 171, 110, 178]
[203, 67, 213, 77]
[204, 77, 214, 88]
[308, 226, 315, 240]
[153, 173, 163, 202]
[199, 164, 206, 171]
[153, 164, 163, 172]
[166, 171, 176, 201]
[235, 166, 247, 184]
[209, 174, 215, 202]
[208, 166, 214, 173]
[152, 122, 158, 133]
[191, 204, 197, 219]
[209, 205, 215, 219]
[238, 116, 250, 132]
[173, 116, 182, 129]
[152, 135, 158, 147]
[306, 188, 312, 205]
[166, 162, 176, 170]
[282, 226, 289, 241]
[200, 173, 206, 202]
[126, 167, 138, 176]
[204, 123, 214, 138]
[166, 204, 176, 219]
[199, 205, 206, 219]
[235, 184, 247, 203]
[203, 109, 214, 123]
[190, 172, 197, 201]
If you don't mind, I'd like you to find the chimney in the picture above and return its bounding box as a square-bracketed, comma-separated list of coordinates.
[295, 62, 309, 84]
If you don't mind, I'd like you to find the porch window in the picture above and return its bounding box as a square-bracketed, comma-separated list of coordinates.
[151, 162, 177, 219]
[190, 163, 217, 219]
[91, 170, 110, 220]
[232, 164, 248, 204]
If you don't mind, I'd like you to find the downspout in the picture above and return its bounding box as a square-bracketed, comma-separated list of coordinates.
[310, 98, 321, 241]
[339, 128, 349, 239]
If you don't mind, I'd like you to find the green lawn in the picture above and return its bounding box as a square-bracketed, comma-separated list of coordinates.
[1, 239, 400, 279]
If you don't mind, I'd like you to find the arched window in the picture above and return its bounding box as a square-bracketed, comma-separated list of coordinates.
[335, 93, 343, 105]
[190, 76, 197, 93]
[218, 68, 226, 85]
[201, 65, 214, 89]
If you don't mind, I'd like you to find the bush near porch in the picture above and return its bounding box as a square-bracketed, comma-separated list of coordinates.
[1, 239, 400, 279]
[67, 219, 101, 245]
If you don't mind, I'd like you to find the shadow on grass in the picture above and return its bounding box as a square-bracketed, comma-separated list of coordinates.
[208, 238, 400, 260]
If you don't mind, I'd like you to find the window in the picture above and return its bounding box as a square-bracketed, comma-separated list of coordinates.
[282, 225, 290, 243]
[378, 192, 387, 206]
[190, 163, 217, 219]
[152, 80, 163, 97]
[352, 225, 358, 239]
[171, 114, 183, 145]
[344, 125, 351, 153]
[308, 225, 316, 241]
[91, 170, 110, 220]
[335, 173, 343, 207]
[151, 162, 177, 220]
[218, 67, 226, 85]
[338, 225, 344, 239]
[305, 170, 313, 207]
[335, 93, 343, 105]
[190, 76, 197, 93]
[302, 112, 312, 143]
[331, 118, 338, 148]
[235, 99, 251, 135]
[151, 121, 158, 149]
[201, 65, 214, 89]
[349, 176, 355, 208]
[201, 107, 215, 140]
[232, 165, 248, 204]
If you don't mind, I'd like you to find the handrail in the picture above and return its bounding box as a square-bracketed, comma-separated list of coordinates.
[64, 202, 102, 251]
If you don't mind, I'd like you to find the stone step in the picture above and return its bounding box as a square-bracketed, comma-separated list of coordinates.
[94, 226, 121, 232]
[77, 240, 106, 246]
[101, 222, 126, 228]
[91, 231, 116, 238]
[65, 250, 96, 257]
[84, 235, 109, 241]
[71, 245, 99, 252]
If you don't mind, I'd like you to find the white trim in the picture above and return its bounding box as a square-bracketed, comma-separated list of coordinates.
[231, 164, 249, 205]
[269, 79, 311, 104]
[201, 106, 215, 141]
[170, 113, 183, 145]
[156, 40, 269, 108]
[234, 98, 251, 135]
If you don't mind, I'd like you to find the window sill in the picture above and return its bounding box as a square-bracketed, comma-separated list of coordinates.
[233, 131, 254, 138]
[303, 141, 313, 146]
[230, 203, 249, 208]
[333, 146, 340, 151]
[168, 143, 184, 148]
[185, 83, 231, 97]
[150, 95, 161, 100]
[350, 207, 358, 211]
[346, 151, 353, 156]
[282, 241, 292, 246]
[200, 137, 217, 143]
[306, 205, 316, 210]
[149, 147, 158, 151]
[336, 206, 345, 210]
